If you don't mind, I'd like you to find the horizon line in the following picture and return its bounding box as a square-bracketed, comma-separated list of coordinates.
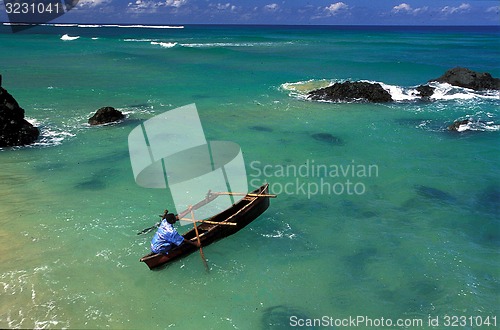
[1, 21, 500, 27]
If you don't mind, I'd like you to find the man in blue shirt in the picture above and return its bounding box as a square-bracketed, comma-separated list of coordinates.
[151, 210, 199, 254]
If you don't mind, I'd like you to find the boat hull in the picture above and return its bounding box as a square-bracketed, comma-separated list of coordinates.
[140, 184, 270, 270]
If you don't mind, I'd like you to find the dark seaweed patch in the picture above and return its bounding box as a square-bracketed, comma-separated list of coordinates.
[476, 186, 500, 216]
[343, 247, 378, 278]
[465, 216, 500, 248]
[75, 178, 106, 190]
[262, 305, 314, 329]
[379, 279, 442, 314]
[250, 125, 273, 132]
[311, 133, 344, 146]
[339, 200, 378, 218]
[414, 185, 456, 203]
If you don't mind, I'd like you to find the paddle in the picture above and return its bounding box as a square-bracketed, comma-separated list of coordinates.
[137, 222, 160, 235]
[214, 192, 277, 198]
[179, 218, 237, 226]
[190, 208, 209, 272]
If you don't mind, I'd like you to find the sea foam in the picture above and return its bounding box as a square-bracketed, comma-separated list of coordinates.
[150, 41, 178, 48]
[60, 34, 80, 41]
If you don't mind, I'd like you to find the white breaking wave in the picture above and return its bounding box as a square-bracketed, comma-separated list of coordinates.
[77, 24, 101, 28]
[82, 24, 183, 29]
[123, 38, 155, 42]
[150, 41, 178, 48]
[116, 24, 184, 29]
[51, 23, 78, 27]
[3, 23, 183, 29]
[427, 82, 500, 101]
[368, 80, 500, 102]
[60, 34, 80, 41]
[376, 81, 420, 101]
[123, 39, 178, 48]
[3, 22, 30, 26]
[453, 119, 500, 132]
[180, 41, 292, 48]
[24, 118, 77, 148]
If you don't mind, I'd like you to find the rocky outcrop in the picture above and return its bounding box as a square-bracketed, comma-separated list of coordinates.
[415, 85, 435, 99]
[0, 75, 40, 147]
[88, 106, 125, 125]
[430, 67, 500, 90]
[307, 81, 393, 103]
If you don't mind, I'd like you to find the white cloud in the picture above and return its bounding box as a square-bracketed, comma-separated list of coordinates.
[441, 3, 470, 15]
[392, 3, 411, 13]
[486, 6, 499, 13]
[78, 0, 112, 8]
[324, 2, 348, 16]
[212, 2, 237, 11]
[165, 0, 187, 8]
[392, 3, 428, 15]
[126, 0, 186, 13]
[264, 3, 279, 12]
[127, 0, 164, 13]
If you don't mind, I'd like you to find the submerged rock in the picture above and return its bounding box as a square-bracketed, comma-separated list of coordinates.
[307, 81, 393, 103]
[430, 67, 500, 90]
[88, 106, 125, 125]
[476, 186, 500, 216]
[311, 133, 344, 145]
[262, 305, 311, 329]
[0, 75, 40, 147]
[250, 125, 273, 132]
[415, 185, 456, 203]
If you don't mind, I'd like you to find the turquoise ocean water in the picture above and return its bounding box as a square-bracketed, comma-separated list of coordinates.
[0, 25, 499, 329]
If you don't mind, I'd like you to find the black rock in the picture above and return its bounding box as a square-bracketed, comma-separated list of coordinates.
[448, 119, 471, 132]
[430, 67, 500, 90]
[308, 81, 393, 103]
[0, 76, 40, 147]
[88, 106, 125, 125]
[415, 85, 435, 98]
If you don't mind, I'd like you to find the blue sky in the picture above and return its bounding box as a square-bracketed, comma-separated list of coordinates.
[1, 0, 499, 25]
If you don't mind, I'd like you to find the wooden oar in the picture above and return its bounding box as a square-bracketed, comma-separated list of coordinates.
[179, 218, 237, 226]
[214, 192, 277, 198]
[136, 222, 160, 235]
[191, 208, 209, 272]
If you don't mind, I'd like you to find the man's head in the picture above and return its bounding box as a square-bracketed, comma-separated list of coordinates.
[165, 213, 177, 225]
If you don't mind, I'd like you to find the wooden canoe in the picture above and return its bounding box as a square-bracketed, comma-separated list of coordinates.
[140, 183, 271, 270]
